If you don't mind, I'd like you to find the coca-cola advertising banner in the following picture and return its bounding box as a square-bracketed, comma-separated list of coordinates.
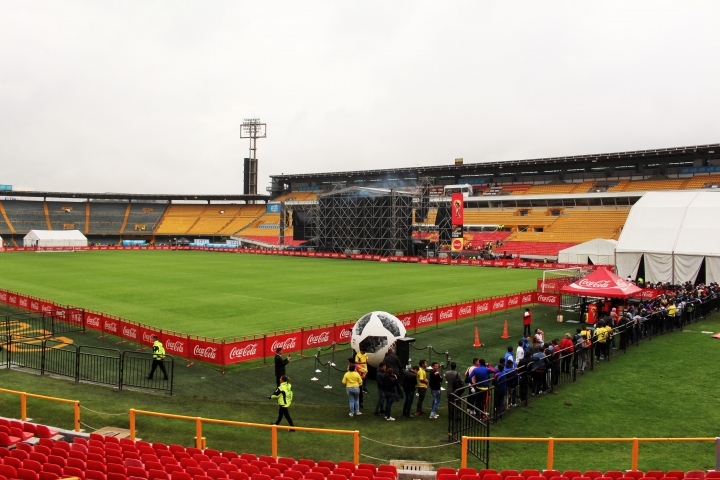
[474, 299, 491, 316]
[190, 338, 224, 364]
[224, 338, 262, 364]
[395, 312, 416, 331]
[521, 292, 535, 305]
[163, 334, 189, 357]
[535, 293, 561, 306]
[303, 327, 334, 349]
[120, 322, 141, 343]
[138, 325, 162, 348]
[415, 308, 436, 327]
[491, 296, 507, 312]
[334, 323, 353, 344]
[437, 306, 456, 323]
[266, 332, 302, 355]
[84, 312, 104, 331]
[456, 302, 474, 319]
[0, 290, 7, 304]
[633, 289, 663, 299]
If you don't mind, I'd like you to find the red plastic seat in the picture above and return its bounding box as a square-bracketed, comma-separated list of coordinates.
[47, 456, 66, 468]
[306, 473, 325, 480]
[161, 457, 179, 466]
[359, 466, 376, 475]
[686, 473, 705, 480]
[262, 468, 281, 480]
[40, 472, 61, 480]
[42, 464, 63, 477]
[152, 443, 169, 453]
[314, 468, 332, 478]
[522, 473, 541, 480]
[108, 465, 127, 475]
[356, 471, 374, 480]
[378, 467, 397, 480]
[0, 466, 17, 479]
[461, 475, 481, 480]
[11, 449, 30, 460]
[35, 445, 52, 456]
[439, 475, 458, 480]
[127, 466, 148, 479]
[290, 465, 309, 475]
[165, 466, 184, 475]
[229, 473, 249, 480]
[350, 476, 370, 480]
[147, 462, 165, 472]
[258, 457, 274, 466]
[208, 470, 229, 480]
[584, 473, 602, 480]
[334, 469, 353, 480]
[666, 473, 685, 480]
[485, 476, 502, 480]
[437, 470, 456, 479]
[148, 470, 169, 480]
[201, 462, 219, 471]
[240, 455, 258, 463]
[108, 474, 128, 480]
[604, 472, 622, 480]
[87, 471, 108, 480]
[4, 457, 24, 469]
[252, 474, 272, 480]
[318, 463, 335, 472]
[0, 432, 21, 447]
[18, 468, 40, 480]
[563, 472, 582, 480]
[181, 459, 199, 469]
[204, 450, 221, 459]
[329, 475, 348, 480]
[283, 471, 303, 480]
[213, 458, 230, 467]
[65, 466, 86, 480]
[543, 472, 561, 480]
[37, 425, 59, 439]
[17, 443, 33, 453]
[171, 473, 192, 480]
[500, 472, 518, 480]
[221, 453, 239, 461]
[624, 474, 643, 480]
[88, 460, 108, 474]
[299, 460, 316, 469]
[550, 477, 568, 480]
[187, 468, 207, 478]
[220, 465, 239, 474]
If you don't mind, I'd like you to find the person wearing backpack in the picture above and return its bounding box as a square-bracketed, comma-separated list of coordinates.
[270, 375, 295, 430]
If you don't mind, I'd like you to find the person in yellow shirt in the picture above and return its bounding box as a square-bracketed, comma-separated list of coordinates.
[355, 349, 369, 393]
[342, 364, 363, 417]
[415, 359, 429, 416]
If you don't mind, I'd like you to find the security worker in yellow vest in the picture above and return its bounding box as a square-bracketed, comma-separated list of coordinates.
[270, 375, 295, 429]
[147, 335, 169, 381]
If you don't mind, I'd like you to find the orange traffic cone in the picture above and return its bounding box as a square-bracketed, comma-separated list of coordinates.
[473, 327, 484, 347]
[501, 320, 510, 339]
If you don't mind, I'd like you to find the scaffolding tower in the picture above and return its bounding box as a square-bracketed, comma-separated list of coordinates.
[313, 187, 413, 256]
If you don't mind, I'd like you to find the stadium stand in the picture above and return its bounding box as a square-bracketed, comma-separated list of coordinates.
[680, 173, 720, 189]
[124, 204, 167, 234]
[87, 202, 129, 235]
[462, 210, 558, 228]
[47, 202, 87, 233]
[155, 205, 208, 235]
[1, 201, 49, 233]
[508, 209, 629, 244]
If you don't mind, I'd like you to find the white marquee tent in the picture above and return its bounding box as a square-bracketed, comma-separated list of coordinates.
[615, 191, 720, 284]
[23, 230, 88, 248]
[558, 238, 617, 265]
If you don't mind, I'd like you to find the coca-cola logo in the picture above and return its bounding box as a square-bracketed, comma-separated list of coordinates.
[508, 297, 520, 306]
[0, 293, 6, 301]
[339, 328, 352, 340]
[165, 340, 185, 353]
[104, 320, 117, 333]
[271, 337, 298, 351]
[522, 294, 533, 303]
[439, 308, 454, 320]
[577, 279, 611, 288]
[417, 312, 434, 324]
[123, 326, 138, 339]
[142, 332, 155, 343]
[227, 344, 256, 359]
[493, 300, 506, 309]
[86, 315, 101, 327]
[476, 302, 489, 313]
[9, 295, 17, 303]
[30, 301, 39, 310]
[398, 316, 412, 327]
[306, 331, 330, 346]
[537, 294, 558, 303]
[458, 305, 472, 316]
[518, 262, 528, 268]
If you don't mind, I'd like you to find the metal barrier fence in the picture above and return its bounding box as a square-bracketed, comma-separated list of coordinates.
[449, 293, 719, 465]
[460, 436, 720, 471]
[0, 387, 81, 432]
[0, 335, 173, 395]
[4, 309, 85, 338]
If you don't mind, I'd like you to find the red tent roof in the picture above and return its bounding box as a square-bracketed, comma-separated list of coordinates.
[560, 268, 642, 298]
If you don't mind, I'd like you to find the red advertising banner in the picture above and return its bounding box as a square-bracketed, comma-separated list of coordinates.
[415, 308, 437, 328]
[190, 338, 226, 364]
[451, 193, 464, 226]
[456, 302, 474, 319]
[437, 305, 456, 323]
[84, 312, 103, 331]
[334, 323, 354, 344]
[0, 290, 7, 304]
[521, 292, 535, 305]
[163, 334, 189, 357]
[138, 325, 162, 348]
[474, 299, 491, 316]
[535, 292, 561, 306]
[8, 293, 18, 307]
[102, 316, 121, 336]
[28, 298, 42, 313]
[491, 296, 507, 312]
[224, 338, 263, 364]
[395, 312, 416, 331]
[302, 326, 334, 350]
[40, 301, 55, 313]
[633, 289, 663, 299]
[506, 294, 522, 310]
[120, 321, 141, 343]
[266, 331, 302, 354]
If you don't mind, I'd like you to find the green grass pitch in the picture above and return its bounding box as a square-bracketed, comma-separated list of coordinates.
[0, 251, 543, 337]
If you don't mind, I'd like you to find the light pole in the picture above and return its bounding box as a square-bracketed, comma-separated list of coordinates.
[240, 119, 267, 195]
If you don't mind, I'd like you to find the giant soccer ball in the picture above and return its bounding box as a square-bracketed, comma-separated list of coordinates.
[350, 311, 406, 368]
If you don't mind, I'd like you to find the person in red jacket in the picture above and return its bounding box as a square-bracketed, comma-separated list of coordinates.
[522, 308, 532, 337]
[558, 333, 575, 374]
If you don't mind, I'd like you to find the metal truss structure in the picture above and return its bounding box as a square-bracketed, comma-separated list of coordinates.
[312, 187, 413, 256]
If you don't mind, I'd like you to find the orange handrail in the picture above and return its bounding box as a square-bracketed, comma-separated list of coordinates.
[460, 436, 718, 470]
[130, 409, 360, 465]
[0, 387, 80, 432]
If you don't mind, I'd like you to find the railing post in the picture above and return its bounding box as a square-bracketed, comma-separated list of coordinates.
[129, 409, 136, 440]
[716, 437, 720, 472]
[461, 436, 468, 468]
[353, 431, 360, 466]
[195, 418, 203, 449]
[74, 401, 80, 432]
[631, 437, 639, 471]
[21, 393, 27, 421]
[271, 425, 278, 459]
[547, 438, 554, 471]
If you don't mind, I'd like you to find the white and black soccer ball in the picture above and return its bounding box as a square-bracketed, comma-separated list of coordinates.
[350, 311, 406, 368]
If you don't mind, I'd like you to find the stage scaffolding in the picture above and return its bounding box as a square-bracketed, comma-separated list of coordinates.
[312, 187, 414, 256]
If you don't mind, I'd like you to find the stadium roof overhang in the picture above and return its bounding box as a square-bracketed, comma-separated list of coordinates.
[270, 143, 720, 183]
[1, 191, 272, 203]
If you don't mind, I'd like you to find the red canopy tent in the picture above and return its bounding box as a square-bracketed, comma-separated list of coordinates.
[560, 268, 643, 298]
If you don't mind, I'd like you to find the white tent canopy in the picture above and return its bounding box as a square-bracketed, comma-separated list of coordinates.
[616, 191, 720, 284]
[558, 238, 617, 265]
[24, 230, 88, 247]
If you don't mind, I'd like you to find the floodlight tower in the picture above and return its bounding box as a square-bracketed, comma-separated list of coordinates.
[240, 118, 267, 195]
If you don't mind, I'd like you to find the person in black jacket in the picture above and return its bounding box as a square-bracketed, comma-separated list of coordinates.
[401, 366, 418, 417]
[382, 348, 405, 399]
[274, 347, 291, 386]
[383, 368, 399, 421]
[374, 363, 387, 416]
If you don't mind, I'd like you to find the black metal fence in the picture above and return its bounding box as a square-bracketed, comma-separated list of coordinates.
[0, 335, 173, 395]
[449, 292, 719, 467]
[3, 309, 85, 338]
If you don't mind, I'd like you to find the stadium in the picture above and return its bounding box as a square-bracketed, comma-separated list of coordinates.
[2, 2, 720, 480]
[2, 140, 720, 479]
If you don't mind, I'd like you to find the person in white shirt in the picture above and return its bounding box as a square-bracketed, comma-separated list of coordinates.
[534, 328, 544, 345]
[516, 340, 525, 363]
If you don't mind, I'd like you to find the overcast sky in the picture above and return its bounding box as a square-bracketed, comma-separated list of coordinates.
[1, 1, 719, 194]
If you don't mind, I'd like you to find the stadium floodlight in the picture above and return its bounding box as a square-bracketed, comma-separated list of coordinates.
[240, 118, 267, 195]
